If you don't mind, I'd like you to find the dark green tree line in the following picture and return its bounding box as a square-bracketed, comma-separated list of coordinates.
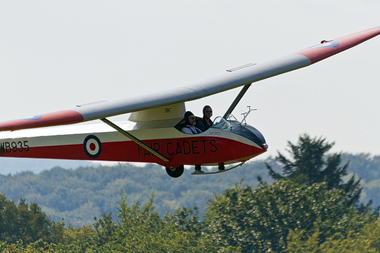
[1, 134, 380, 252]
[0, 194, 64, 245]
[204, 180, 371, 252]
[0, 162, 272, 226]
[2, 180, 377, 252]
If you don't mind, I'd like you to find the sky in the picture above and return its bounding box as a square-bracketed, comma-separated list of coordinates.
[0, 1, 379, 172]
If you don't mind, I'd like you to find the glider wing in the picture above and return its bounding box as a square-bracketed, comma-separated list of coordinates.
[1, 26, 379, 132]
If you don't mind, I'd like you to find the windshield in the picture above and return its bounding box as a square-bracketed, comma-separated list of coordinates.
[212, 115, 266, 147]
[212, 116, 232, 130]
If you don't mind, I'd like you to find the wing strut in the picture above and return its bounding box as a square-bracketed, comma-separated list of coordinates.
[223, 83, 251, 119]
[100, 118, 169, 162]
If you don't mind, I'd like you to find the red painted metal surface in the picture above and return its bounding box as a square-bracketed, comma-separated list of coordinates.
[0, 110, 84, 131]
[295, 26, 380, 64]
[0, 136, 265, 167]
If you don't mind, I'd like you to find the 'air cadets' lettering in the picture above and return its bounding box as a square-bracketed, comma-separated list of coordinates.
[137, 139, 217, 157]
[0, 141, 30, 154]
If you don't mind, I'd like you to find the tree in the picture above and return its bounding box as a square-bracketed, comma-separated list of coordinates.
[265, 134, 362, 206]
[0, 193, 64, 245]
[61, 191, 221, 252]
[286, 217, 380, 252]
[204, 180, 371, 253]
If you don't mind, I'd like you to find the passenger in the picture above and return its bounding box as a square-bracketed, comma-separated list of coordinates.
[181, 111, 202, 134]
[196, 105, 213, 132]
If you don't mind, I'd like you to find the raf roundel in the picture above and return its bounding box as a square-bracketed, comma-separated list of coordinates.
[83, 135, 102, 158]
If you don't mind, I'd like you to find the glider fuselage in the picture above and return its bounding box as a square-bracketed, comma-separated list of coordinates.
[0, 120, 267, 168]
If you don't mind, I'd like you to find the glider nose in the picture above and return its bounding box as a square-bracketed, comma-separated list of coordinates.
[261, 143, 268, 150]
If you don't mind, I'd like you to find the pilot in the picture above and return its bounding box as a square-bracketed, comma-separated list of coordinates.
[196, 105, 213, 132]
[181, 111, 202, 134]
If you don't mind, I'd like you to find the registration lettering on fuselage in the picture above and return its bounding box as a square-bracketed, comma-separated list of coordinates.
[0, 141, 30, 154]
[137, 139, 217, 157]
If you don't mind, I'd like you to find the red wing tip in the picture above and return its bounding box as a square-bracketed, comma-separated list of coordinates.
[0, 110, 84, 132]
[295, 26, 380, 63]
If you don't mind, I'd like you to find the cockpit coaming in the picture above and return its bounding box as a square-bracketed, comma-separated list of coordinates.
[210, 116, 268, 150]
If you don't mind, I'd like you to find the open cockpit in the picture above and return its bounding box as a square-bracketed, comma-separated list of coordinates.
[174, 113, 268, 150]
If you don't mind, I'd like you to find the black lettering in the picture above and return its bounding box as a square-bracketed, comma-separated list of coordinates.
[137, 145, 142, 156]
[23, 141, 29, 152]
[144, 149, 151, 156]
[191, 140, 200, 154]
[210, 139, 217, 153]
[176, 142, 183, 155]
[0, 141, 31, 153]
[183, 141, 191, 155]
[166, 142, 174, 155]
[5, 142, 11, 153]
[18, 141, 23, 152]
[200, 140, 207, 153]
[11, 142, 17, 152]
[152, 143, 160, 152]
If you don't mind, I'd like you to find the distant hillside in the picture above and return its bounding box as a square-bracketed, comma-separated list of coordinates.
[341, 153, 380, 207]
[0, 161, 275, 226]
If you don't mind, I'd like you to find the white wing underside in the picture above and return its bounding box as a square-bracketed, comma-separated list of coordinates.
[0, 26, 379, 132]
[77, 54, 310, 121]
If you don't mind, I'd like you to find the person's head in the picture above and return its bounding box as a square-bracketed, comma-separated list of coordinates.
[184, 111, 196, 126]
[203, 105, 212, 120]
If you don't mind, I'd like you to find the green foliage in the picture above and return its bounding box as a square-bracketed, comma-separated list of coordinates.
[286, 217, 380, 252]
[342, 153, 380, 209]
[52, 192, 222, 252]
[342, 153, 380, 182]
[3, 135, 380, 251]
[266, 134, 362, 207]
[95, 192, 214, 252]
[0, 173, 378, 252]
[163, 206, 202, 236]
[204, 179, 371, 252]
[0, 192, 223, 252]
[0, 161, 272, 226]
[0, 193, 64, 246]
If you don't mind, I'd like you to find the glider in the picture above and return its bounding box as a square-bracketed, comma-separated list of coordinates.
[0, 26, 379, 177]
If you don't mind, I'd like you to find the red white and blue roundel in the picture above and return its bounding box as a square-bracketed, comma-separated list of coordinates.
[83, 135, 102, 158]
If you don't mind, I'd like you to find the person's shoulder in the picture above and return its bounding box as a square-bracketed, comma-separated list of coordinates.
[196, 119, 206, 129]
[181, 126, 192, 134]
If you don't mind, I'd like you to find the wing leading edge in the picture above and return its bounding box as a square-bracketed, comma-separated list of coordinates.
[1, 26, 379, 132]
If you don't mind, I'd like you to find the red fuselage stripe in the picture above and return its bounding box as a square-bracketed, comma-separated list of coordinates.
[0, 137, 266, 167]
